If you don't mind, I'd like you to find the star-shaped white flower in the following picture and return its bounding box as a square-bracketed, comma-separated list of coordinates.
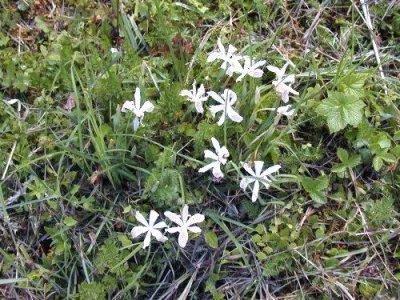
[240, 161, 281, 202]
[179, 81, 208, 113]
[207, 38, 242, 70]
[121, 87, 154, 131]
[131, 210, 168, 249]
[164, 205, 205, 248]
[276, 104, 295, 117]
[267, 63, 299, 103]
[199, 137, 229, 178]
[208, 89, 243, 126]
[227, 56, 266, 82]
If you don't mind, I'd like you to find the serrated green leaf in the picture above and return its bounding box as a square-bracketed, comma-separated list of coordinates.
[316, 91, 365, 133]
[337, 72, 369, 99]
[301, 175, 329, 205]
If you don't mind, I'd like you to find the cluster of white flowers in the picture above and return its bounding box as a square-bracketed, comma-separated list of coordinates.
[120, 39, 301, 243]
[131, 205, 204, 249]
[190, 39, 301, 201]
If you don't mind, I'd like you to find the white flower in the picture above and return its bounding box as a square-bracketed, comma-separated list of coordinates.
[208, 89, 243, 126]
[207, 38, 242, 70]
[179, 81, 208, 113]
[131, 210, 168, 249]
[276, 104, 295, 117]
[110, 47, 119, 54]
[4, 98, 21, 112]
[267, 62, 299, 103]
[199, 137, 229, 178]
[164, 205, 205, 248]
[121, 87, 154, 131]
[240, 161, 281, 202]
[227, 56, 266, 81]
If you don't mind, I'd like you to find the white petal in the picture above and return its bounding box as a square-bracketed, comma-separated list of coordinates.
[135, 211, 148, 226]
[121, 101, 135, 112]
[211, 137, 221, 152]
[207, 91, 224, 104]
[199, 161, 219, 174]
[261, 164, 281, 177]
[197, 84, 206, 97]
[166, 226, 181, 234]
[178, 229, 189, 248]
[141, 101, 154, 113]
[143, 232, 151, 249]
[151, 229, 168, 242]
[134, 87, 141, 109]
[267, 65, 281, 75]
[240, 177, 255, 190]
[181, 205, 189, 223]
[253, 60, 266, 68]
[226, 107, 243, 123]
[6, 99, 19, 105]
[226, 89, 237, 104]
[204, 150, 218, 161]
[153, 221, 167, 229]
[211, 163, 224, 178]
[260, 177, 271, 189]
[218, 147, 229, 162]
[250, 69, 263, 78]
[252, 180, 260, 202]
[217, 38, 225, 53]
[148, 210, 159, 227]
[194, 101, 204, 113]
[254, 161, 264, 176]
[132, 117, 140, 131]
[216, 113, 226, 126]
[164, 211, 183, 226]
[207, 51, 220, 62]
[179, 89, 193, 98]
[209, 104, 224, 116]
[187, 213, 205, 226]
[242, 163, 256, 177]
[187, 226, 202, 233]
[131, 226, 148, 239]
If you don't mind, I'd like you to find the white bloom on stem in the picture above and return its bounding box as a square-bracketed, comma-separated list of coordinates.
[207, 38, 242, 70]
[199, 137, 229, 178]
[227, 56, 266, 81]
[164, 205, 205, 248]
[240, 161, 281, 202]
[179, 81, 208, 113]
[267, 62, 299, 103]
[131, 210, 168, 249]
[121, 87, 154, 131]
[4, 98, 21, 112]
[208, 89, 243, 126]
[276, 104, 295, 117]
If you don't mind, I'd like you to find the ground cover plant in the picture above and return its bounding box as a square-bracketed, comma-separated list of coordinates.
[1, 0, 400, 299]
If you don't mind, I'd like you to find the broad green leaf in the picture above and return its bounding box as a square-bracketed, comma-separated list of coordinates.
[337, 72, 369, 99]
[316, 91, 365, 133]
[204, 230, 218, 249]
[63, 216, 77, 227]
[301, 175, 329, 205]
[332, 147, 361, 173]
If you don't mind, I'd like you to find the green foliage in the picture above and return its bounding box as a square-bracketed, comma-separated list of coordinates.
[77, 282, 106, 300]
[301, 175, 329, 205]
[0, 1, 399, 299]
[332, 147, 361, 176]
[316, 91, 365, 133]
